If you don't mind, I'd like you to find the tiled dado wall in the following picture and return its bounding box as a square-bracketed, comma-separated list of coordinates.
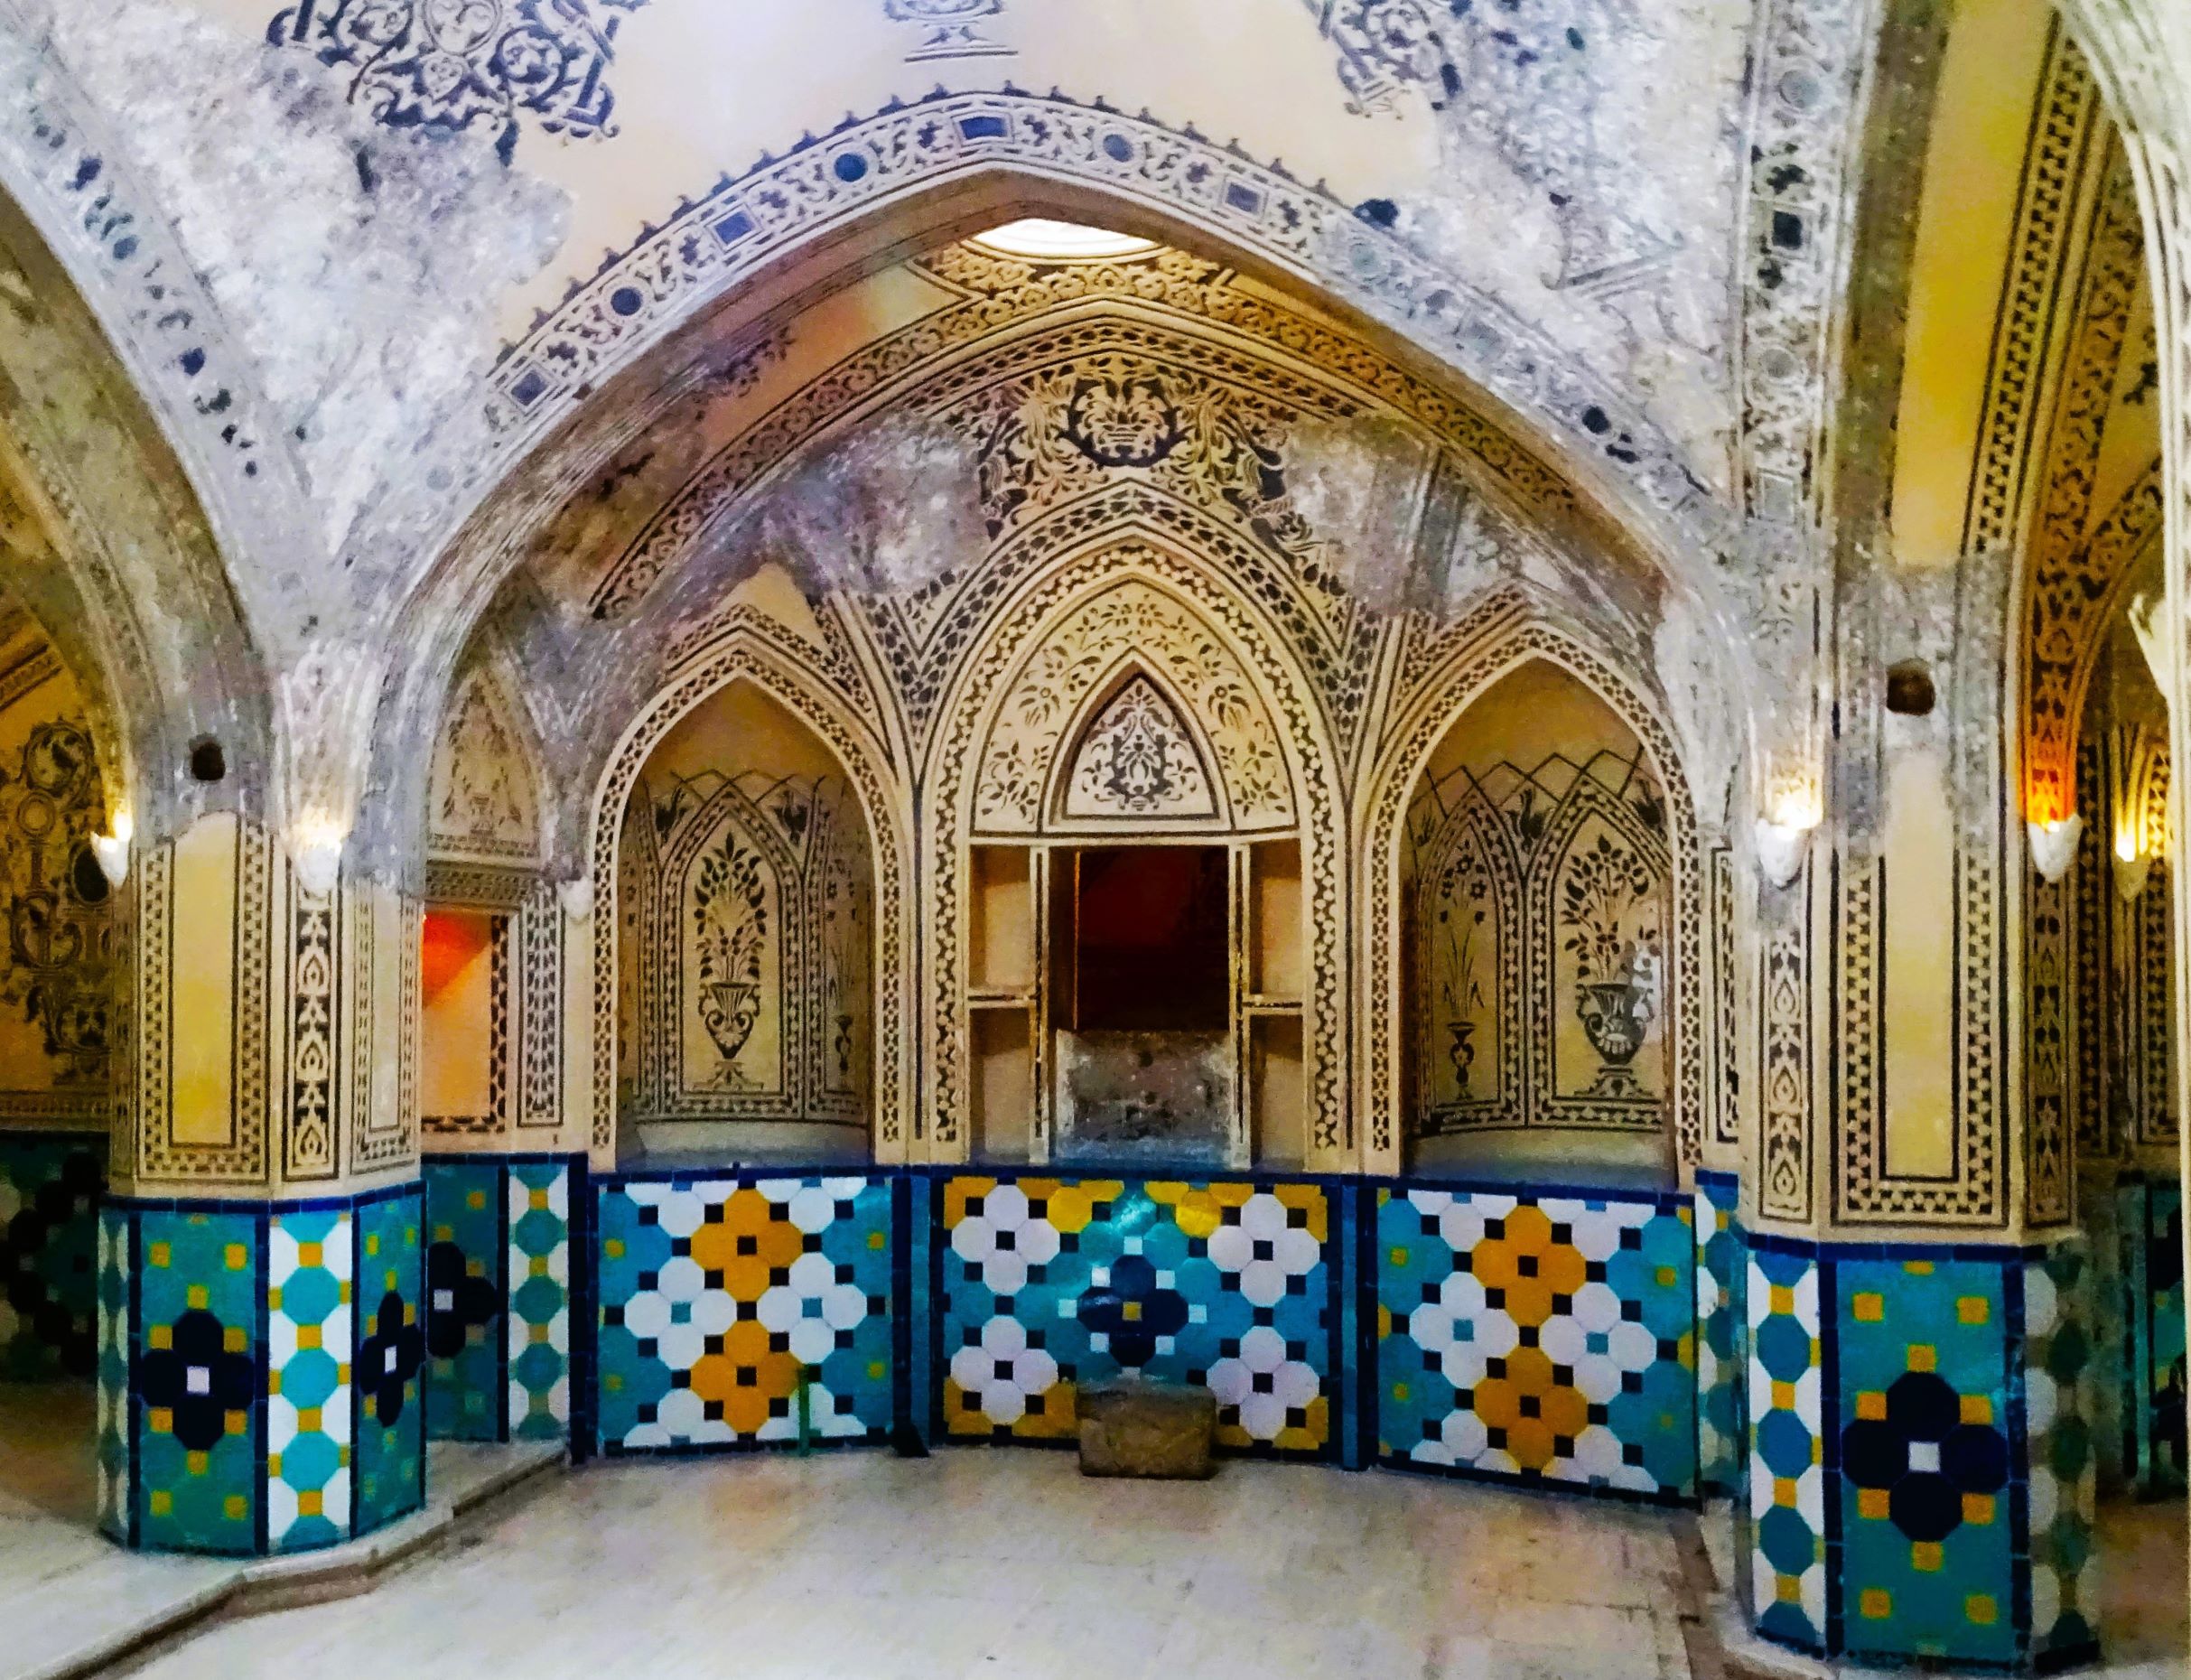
[0, 1130, 105, 1379]
[585, 1168, 1719, 1504]
[1741, 1237, 2101, 1672]
[96, 1184, 425, 1555]
[420, 1157, 575, 1444]
[2112, 1174, 2186, 1497]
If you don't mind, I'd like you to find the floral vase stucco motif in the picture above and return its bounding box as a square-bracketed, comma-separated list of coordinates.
[1575, 980, 1653, 1097]
[1445, 1021, 1477, 1096]
[701, 980, 761, 1066]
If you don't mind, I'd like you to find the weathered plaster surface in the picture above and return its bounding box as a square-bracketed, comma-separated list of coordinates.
[23, 0, 568, 565]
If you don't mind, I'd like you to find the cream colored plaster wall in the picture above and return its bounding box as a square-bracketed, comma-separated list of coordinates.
[1889, 0, 2056, 570]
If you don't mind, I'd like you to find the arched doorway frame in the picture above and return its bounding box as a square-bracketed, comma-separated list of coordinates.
[587, 630, 914, 1164]
[1358, 605, 1705, 1179]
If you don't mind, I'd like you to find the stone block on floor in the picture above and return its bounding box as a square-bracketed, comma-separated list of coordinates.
[1076, 1379, 1217, 1479]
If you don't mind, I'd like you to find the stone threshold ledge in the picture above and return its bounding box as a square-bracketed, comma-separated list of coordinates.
[11, 1441, 564, 1680]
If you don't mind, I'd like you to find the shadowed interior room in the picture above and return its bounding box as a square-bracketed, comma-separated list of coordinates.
[0, 1, 2189, 1676]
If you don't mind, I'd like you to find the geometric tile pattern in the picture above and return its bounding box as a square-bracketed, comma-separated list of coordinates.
[352, 1187, 425, 1536]
[96, 1185, 427, 1556]
[2025, 1244, 2101, 1670]
[1835, 1256, 2014, 1666]
[596, 1175, 892, 1452]
[2120, 1176, 2186, 1496]
[941, 1176, 1334, 1456]
[267, 1208, 354, 1551]
[508, 1161, 572, 1442]
[1695, 1170, 1741, 1498]
[0, 1132, 106, 1379]
[1747, 1243, 1826, 1653]
[424, 1160, 504, 1442]
[1376, 1186, 1696, 1501]
[95, 1206, 130, 1537]
[132, 1207, 261, 1554]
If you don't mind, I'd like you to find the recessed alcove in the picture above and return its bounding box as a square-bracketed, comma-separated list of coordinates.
[1401, 658, 1677, 1183]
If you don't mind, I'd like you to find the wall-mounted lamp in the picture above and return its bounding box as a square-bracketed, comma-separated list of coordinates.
[1754, 788, 1822, 891]
[558, 876, 596, 921]
[2114, 835, 2154, 902]
[2026, 814, 2084, 885]
[89, 809, 133, 889]
[288, 816, 347, 898]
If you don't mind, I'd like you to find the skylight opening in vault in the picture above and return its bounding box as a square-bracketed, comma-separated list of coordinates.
[970, 219, 1161, 260]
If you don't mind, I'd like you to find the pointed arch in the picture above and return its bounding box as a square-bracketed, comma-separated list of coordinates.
[1360, 617, 1704, 1175]
[922, 513, 1349, 1162]
[428, 656, 548, 868]
[1046, 662, 1226, 830]
[588, 631, 913, 1162]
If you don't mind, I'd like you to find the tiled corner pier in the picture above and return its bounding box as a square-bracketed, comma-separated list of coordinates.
[84, 1154, 2132, 1672]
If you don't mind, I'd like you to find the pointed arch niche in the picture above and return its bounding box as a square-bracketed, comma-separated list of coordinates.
[612, 677, 881, 1163]
[940, 560, 1329, 1171]
[1394, 658, 1683, 1181]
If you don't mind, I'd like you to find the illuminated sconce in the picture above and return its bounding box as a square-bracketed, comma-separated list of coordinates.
[2114, 834, 2154, 902]
[558, 876, 596, 921]
[89, 809, 133, 889]
[1754, 788, 1822, 891]
[288, 816, 347, 898]
[2026, 813, 2083, 885]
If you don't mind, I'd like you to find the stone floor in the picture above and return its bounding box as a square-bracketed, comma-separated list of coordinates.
[120, 1452, 1702, 1680]
[2094, 1499, 2191, 1679]
[0, 1383, 558, 1680]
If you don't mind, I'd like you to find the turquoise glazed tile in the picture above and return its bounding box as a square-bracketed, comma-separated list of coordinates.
[94, 1206, 130, 1541]
[424, 1161, 504, 1442]
[352, 1187, 424, 1535]
[1747, 1245, 1824, 1654]
[1376, 1186, 1695, 1500]
[1695, 1172, 1740, 1498]
[134, 1208, 261, 1554]
[2144, 1182, 2186, 1494]
[941, 1176, 1333, 1454]
[597, 1175, 892, 1450]
[1835, 1256, 2014, 1666]
[508, 1162, 571, 1442]
[267, 1208, 353, 1550]
[2026, 1244, 2102, 1668]
[0, 1132, 106, 1378]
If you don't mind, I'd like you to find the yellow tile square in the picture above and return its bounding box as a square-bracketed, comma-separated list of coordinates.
[1966, 1594, 1998, 1626]
[1911, 1542, 1944, 1573]
[269, 1371, 282, 1398]
[268, 1452, 282, 1477]
[469, 1191, 487, 1211]
[225, 1244, 247, 1272]
[149, 1407, 173, 1435]
[299, 1243, 322, 1269]
[1771, 1380, 1796, 1411]
[434, 1225, 454, 1244]
[149, 1325, 172, 1351]
[1774, 1477, 1798, 1508]
[223, 1325, 246, 1354]
[1907, 1345, 1936, 1373]
[300, 1408, 322, 1433]
[186, 1285, 210, 1311]
[366, 1234, 380, 1257]
[1655, 1265, 1676, 1287]
[149, 1490, 172, 1517]
[1905, 1260, 1935, 1276]
[1960, 1394, 1992, 1425]
[1957, 1296, 1990, 1326]
[1768, 1284, 1795, 1316]
[1776, 1574, 1804, 1605]
[224, 1409, 247, 1437]
[869, 1232, 885, 1250]
[1853, 1293, 1884, 1323]
[186, 1451, 209, 1476]
[1858, 1488, 1890, 1520]
[1963, 1493, 1995, 1526]
[531, 1190, 550, 1211]
[267, 1288, 283, 1313]
[1860, 1589, 1892, 1620]
[1857, 1390, 1887, 1421]
[149, 1242, 171, 1269]
[606, 1239, 625, 1260]
[298, 1489, 323, 1517]
[530, 1324, 549, 1345]
[531, 1256, 549, 1278]
[299, 1325, 322, 1350]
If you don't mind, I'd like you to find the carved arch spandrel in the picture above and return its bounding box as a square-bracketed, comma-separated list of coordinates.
[428, 657, 547, 868]
[588, 632, 913, 1163]
[920, 529, 1349, 1163]
[1359, 621, 1705, 1178]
